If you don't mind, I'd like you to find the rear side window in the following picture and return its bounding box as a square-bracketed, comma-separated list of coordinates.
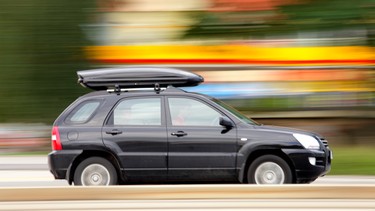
[66, 100, 101, 124]
[113, 98, 161, 126]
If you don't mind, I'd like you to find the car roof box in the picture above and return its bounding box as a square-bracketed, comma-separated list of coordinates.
[77, 67, 204, 90]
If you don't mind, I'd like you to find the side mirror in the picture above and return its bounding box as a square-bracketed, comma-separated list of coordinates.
[219, 117, 234, 128]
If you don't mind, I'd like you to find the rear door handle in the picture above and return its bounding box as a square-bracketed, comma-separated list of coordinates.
[106, 129, 123, 135]
[171, 131, 187, 137]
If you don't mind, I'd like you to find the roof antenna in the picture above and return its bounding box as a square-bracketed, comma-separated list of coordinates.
[154, 83, 161, 93]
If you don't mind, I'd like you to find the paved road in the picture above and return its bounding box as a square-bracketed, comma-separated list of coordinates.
[0, 156, 48, 170]
[1, 156, 374, 210]
[0, 170, 375, 187]
[1, 156, 375, 187]
[1, 169, 375, 187]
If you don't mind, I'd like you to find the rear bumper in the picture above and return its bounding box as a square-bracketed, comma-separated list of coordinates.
[48, 150, 83, 180]
[282, 148, 331, 183]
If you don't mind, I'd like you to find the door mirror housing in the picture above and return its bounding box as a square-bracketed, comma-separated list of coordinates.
[219, 117, 234, 128]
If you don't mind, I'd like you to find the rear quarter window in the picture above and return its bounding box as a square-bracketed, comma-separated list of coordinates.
[65, 100, 101, 124]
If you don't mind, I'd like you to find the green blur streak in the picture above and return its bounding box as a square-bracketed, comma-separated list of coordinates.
[330, 147, 375, 175]
[0, 0, 94, 123]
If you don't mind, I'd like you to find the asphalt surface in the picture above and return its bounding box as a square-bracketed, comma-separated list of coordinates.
[1, 156, 375, 187]
[0, 156, 48, 170]
[1, 156, 375, 210]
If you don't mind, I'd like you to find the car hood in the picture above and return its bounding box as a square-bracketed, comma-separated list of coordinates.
[254, 125, 322, 138]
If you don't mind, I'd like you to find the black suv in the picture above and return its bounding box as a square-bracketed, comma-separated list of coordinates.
[48, 67, 331, 185]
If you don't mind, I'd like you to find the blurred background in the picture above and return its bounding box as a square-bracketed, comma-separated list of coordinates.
[1, 0, 375, 175]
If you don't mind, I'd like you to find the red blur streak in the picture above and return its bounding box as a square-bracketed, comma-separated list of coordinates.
[0, 138, 45, 147]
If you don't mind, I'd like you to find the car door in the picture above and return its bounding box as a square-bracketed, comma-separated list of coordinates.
[102, 96, 167, 182]
[166, 96, 238, 182]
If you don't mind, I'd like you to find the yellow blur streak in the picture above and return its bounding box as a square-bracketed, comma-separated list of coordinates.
[86, 45, 375, 64]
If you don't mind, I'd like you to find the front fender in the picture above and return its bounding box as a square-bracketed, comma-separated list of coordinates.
[236, 140, 301, 183]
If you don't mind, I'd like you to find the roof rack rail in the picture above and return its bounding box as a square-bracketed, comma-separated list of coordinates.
[77, 67, 204, 91]
[106, 84, 186, 95]
[107, 83, 166, 94]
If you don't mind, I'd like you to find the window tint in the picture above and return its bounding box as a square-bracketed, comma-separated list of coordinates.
[114, 98, 161, 126]
[68, 101, 100, 123]
[169, 98, 222, 126]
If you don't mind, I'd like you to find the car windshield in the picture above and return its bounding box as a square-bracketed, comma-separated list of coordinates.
[212, 98, 260, 126]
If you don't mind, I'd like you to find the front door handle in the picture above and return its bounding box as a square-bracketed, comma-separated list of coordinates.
[171, 131, 187, 137]
[106, 129, 123, 135]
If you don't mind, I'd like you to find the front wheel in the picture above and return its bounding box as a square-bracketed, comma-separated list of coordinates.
[74, 157, 118, 186]
[247, 155, 292, 184]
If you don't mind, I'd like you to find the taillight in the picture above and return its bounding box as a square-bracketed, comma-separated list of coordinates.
[51, 126, 62, 150]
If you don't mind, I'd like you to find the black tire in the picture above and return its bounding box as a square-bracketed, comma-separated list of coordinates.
[74, 157, 118, 186]
[247, 155, 293, 184]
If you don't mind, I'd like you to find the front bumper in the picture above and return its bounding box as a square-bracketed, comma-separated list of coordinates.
[48, 150, 83, 180]
[282, 147, 331, 183]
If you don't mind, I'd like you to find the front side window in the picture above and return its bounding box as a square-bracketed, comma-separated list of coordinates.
[66, 100, 101, 124]
[113, 98, 161, 126]
[168, 98, 222, 126]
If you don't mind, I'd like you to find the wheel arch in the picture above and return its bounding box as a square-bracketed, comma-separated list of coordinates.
[67, 150, 122, 185]
[239, 148, 296, 183]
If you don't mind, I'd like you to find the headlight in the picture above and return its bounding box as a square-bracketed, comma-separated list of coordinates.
[293, 133, 320, 150]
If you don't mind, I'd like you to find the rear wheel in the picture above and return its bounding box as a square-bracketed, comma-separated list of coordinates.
[74, 157, 118, 186]
[247, 155, 292, 184]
